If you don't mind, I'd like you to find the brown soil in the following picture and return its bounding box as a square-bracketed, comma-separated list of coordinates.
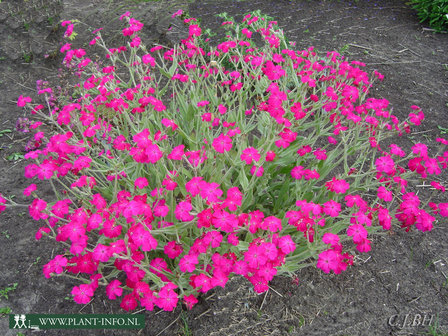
[0, 0, 447, 335]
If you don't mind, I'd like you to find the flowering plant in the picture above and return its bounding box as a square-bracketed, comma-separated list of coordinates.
[3, 10, 448, 312]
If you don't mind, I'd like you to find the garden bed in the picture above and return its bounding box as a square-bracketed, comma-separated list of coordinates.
[0, 0, 447, 335]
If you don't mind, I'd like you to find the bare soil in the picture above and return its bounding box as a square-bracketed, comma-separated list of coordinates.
[0, 0, 447, 335]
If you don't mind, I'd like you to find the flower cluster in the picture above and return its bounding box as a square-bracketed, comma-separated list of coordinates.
[2, 10, 447, 313]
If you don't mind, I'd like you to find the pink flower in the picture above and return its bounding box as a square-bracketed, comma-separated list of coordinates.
[204, 230, 223, 248]
[23, 184, 37, 196]
[439, 203, 448, 217]
[135, 177, 148, 189]
[212, 134, 232, 153]
[325, 177, 350, 194]
[193, 273, 212, 293]
[185, 177, 204, 196]
[412, 143, 428, 158]
[183, 295, 198, 310]
[131, 225, 158, 251]
[265, 151, 276, 161]
[218, 104, 227, 114]
[347, 224, 368, 244]
[142, 54, 156, 66]
[240, 147, 260, 165]
[317, 249, 339, 274]
[322, 233, 340, 246]
[106, 280, 123, 300]
[189, 24, 201, 37]
[313, 148, 327, 160]
[378, 207, 391, 230]
[233, 260, 249, 276]
[262, 61, 285, 81]
[356, 238, 371, 253]
[250, 165, 264, 177]
[51, 255, 68, 274]
[29, 198, 48, 220]
[375, 156, 395, 175]
[164, 241, 183, 259]
[244, 245, 267, 268]
[197, 100, 209, 107]
[168, 144, 185, 160]
[175, 201, 194, 222]
[121, 294, 138, 311]
[390, 144, 405, 157]
[424, 158, 441, 175]
[17, 95, 32, 107]
[212, 210, 238, 232]
[228, 233, 239, 246]
[161, 118, 178, 131]
[179, 254, 199, 272]
[73, 156, 92, 171]
[377, 186, 393, 202]
[263, 216, 282, 232]
[146, 144, 163, 163]
[415, 210, 434, 232]
[156, 286, 178, 311]
[328, 136, 338, 144]
[241, 27, 252, 38]
[92, 244, 111, 262]
[222, 187, 242, 211]
[72, 284, 93, 304]
[172, 9, 183, 18]
[323, 200, 341, 217]
[277, 235, 296, 254]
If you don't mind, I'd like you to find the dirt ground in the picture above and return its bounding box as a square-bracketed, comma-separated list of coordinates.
[0, 0, 447, 335]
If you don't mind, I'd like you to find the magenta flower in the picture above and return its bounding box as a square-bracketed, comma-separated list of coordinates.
[164, 241, 183, 259]
[212, 134, 232, 153]
[352, 237, 369, 252]
[250, 165, 264, 177]
[325, 177, 350, 194]
[212, 210, 238, 233]
[197, 100, 209, 107]
[120, 294, 138, 311]
[23, 184, 37, 196]
[183, 294, 198, 310]
[168, 144, 185, 160]
[135, 177, 148, 189]
[72, 284, 94, 304]
[277, 235, 296, 254]
[322, 233, 340, 246]
[240, 147, 260, 165]
[92, 243, 111, 262]
[156, 286, 178, 311]
[323, 200, 341, 217]
[262, 60, 285, 80]
[377, 186, 393, 202]
[145, 144, 163, 163]
[378, 207, 392, 230]
[316, 249, 339, 274]
[179, 253, 199, 273]
[29, 198, 48, 220]
[265, 151, 276, 161]
[175, 200, 195, 222]
[244, 245, 268, 268]
[347, 224, 368, 244]
[17, 95, 32, 107]
[106, 280, 123, 300]
[263, 216, 282, 232]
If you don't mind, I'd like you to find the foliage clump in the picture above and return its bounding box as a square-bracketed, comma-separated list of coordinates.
[2, 10, 448, 312]
[409, 0, 448, 32]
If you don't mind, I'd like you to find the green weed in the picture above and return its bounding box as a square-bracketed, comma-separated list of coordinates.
[0, 307, 11, 316]
[6, 153, 24, 162]
[0, 283, 18, 301]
